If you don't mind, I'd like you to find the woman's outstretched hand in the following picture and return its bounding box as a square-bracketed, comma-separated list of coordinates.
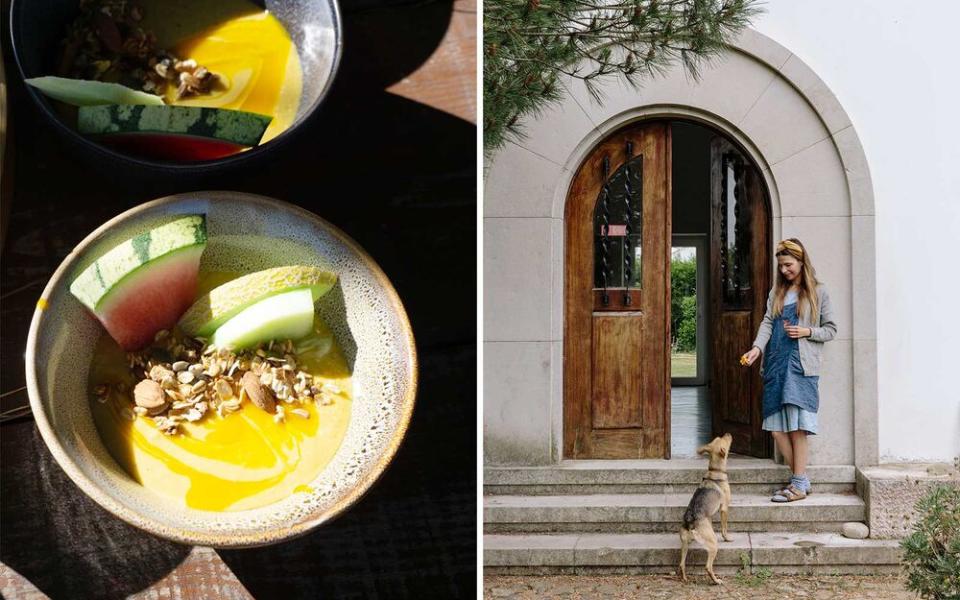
[741, 347, 761, 366]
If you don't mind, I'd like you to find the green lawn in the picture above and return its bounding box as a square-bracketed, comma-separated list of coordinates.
[671, 351, 697, 378]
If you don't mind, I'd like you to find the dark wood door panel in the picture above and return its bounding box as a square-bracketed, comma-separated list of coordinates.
[592, 315, 644, 429]
[565, 122, 671, 459]
[717, 311, 754, 424]
[709, 137, 772, 458]
[587, 428, 667, 459]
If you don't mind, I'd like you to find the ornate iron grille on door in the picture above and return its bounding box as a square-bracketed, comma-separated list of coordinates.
[592, 142, 643, 310]
[719, 152, 752, 308]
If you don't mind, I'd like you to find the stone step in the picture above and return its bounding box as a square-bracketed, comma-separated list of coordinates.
[486, 482, 855, 495]
[484, 532, 902, 575]
[485, 460, 856, 496]
[484, 492, 865, 533]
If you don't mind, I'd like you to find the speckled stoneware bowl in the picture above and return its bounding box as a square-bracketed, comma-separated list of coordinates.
[10, 0, 342, 172]
[25, 192, 417, 548]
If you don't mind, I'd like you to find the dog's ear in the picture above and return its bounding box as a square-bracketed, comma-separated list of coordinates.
[719, 446, 728, 458]
[696, 444, 710, 456]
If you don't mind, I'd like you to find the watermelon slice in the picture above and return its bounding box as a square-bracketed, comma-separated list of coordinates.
[78, 105, 272, 148]
[70, 215, 207, 351]
[94, 133, 248, 161]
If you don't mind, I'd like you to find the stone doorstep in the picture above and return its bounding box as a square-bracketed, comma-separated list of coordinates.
[484, 532, 903, 570]
[484, 492, 865, 525]
[483, 564, 903, 575]
[485, 461, 856, 486]
[484, 521, 853, 534]
[485, 482, 856, 496]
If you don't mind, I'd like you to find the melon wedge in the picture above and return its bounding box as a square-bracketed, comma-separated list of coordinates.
[70, 215, 207, 351]
[179, 265, 337, 337]
[212, 288, 315, 349]
[26, 76, 165, 107]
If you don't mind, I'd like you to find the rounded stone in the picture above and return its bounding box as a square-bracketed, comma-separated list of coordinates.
[842, 522, 870, 539]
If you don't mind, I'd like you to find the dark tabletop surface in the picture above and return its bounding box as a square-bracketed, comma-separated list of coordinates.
[0, 0, 477, 597]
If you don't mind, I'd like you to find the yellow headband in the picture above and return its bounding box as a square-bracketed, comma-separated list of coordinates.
[777, 239, 804, 256]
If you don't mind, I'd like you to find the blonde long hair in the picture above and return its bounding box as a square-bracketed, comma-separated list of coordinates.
[772, 238, 819, 321]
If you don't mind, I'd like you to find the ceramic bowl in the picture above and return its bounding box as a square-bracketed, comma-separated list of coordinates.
[25, 192, 417, 548]
[9, 0, 342, 172]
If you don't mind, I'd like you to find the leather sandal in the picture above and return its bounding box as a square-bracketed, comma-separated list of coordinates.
[774, 483, 813, 496]
[771, 484, 807, 502]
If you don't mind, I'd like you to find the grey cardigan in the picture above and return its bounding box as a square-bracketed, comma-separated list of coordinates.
[751, 284, 837, 376]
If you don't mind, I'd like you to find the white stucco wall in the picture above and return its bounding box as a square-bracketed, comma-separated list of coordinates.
[752, 2, 960, 462]
[484, 32, 870, 466]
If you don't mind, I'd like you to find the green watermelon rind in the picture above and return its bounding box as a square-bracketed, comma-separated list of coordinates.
[77, 105, 273, 147]
[70, 215, 207, 312]
[179, 266, 338, 337]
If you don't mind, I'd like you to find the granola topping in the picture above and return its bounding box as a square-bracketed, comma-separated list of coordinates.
[95, 329, 340, 436]
[58, 0, 221, 99]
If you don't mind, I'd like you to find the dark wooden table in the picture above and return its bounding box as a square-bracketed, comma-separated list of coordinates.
[0, 0, 477, 597]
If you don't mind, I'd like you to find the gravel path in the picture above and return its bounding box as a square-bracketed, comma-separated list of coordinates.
[484, 574, 917, 599]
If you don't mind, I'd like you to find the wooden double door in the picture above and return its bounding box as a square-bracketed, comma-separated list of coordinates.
[563, 121, 771, 459]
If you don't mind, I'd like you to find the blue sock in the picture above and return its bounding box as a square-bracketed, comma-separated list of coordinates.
[790, 474, 810, 492]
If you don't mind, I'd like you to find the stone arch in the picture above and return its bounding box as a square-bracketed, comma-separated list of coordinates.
[483, 29, 877, 467]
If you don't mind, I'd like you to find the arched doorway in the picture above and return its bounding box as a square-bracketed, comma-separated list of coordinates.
[563, 119, 772, 459]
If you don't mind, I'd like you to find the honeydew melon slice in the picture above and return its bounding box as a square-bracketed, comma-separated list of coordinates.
[26, 76, 165, 107]
[179, 265, 337, 337]
[212, 288, 315, 349]
[69, 215, 207, 351]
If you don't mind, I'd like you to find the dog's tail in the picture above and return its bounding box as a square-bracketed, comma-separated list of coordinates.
[680, 522, 709, 546]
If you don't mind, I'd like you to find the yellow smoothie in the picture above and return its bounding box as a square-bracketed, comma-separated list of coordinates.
[89, 274, 351, 512]
[141, 0, 303, 143]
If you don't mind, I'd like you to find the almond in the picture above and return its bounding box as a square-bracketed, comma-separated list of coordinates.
[241, 371, 276, 413]
[134, 379, 168, 415]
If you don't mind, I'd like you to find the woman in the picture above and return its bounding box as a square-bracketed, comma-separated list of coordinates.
[742, 238, 837, 502]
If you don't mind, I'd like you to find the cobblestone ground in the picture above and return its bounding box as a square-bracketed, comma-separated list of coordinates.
[484, 574, 916, 599]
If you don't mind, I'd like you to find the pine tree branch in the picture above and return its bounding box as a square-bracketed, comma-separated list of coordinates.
[484, 0, 763, 154]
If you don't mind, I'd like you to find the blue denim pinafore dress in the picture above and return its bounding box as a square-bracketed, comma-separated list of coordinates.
[761, 299, 819, 435]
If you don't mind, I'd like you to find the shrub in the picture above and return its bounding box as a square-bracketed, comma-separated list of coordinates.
[670, 257, 696, 348]
[900, 484, 960, 600]
[676, 295, 697, 352]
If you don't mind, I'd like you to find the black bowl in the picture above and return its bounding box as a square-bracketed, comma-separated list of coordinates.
[9, 0, 342, 173]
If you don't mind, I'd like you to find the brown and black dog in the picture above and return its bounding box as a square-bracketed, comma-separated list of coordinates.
[679, 433, 733, 585]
